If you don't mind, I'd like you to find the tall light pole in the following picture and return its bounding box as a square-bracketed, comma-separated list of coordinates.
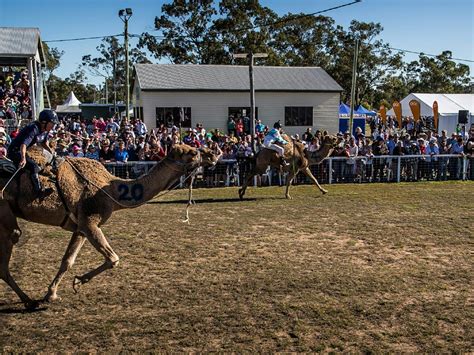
[119, 8, 132, 121]
[233, 52, 268, 153]
[349, 37, 360, 136]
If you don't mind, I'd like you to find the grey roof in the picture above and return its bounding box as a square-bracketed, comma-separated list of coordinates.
[135, 64, 343, 92]
[0, 27, 42, 57]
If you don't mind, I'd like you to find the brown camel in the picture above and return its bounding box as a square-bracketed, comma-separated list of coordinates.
[239, 134, 337, 200]
[0, 144, 219, 309]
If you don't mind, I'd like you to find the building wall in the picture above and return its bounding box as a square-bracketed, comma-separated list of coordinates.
[136, 91, 340, 135]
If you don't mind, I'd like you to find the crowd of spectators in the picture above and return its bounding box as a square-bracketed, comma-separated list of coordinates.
[0, 109, 473, 184]
[0, 69, 32, 122]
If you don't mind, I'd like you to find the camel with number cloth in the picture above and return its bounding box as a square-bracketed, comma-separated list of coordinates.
[0, 144, 219, 310]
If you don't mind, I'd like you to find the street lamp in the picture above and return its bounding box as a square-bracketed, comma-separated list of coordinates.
[118, 8, 132, 121]
[233, 52, 268, 153]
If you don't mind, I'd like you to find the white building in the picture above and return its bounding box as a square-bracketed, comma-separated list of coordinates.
[132, 64, 342, 135]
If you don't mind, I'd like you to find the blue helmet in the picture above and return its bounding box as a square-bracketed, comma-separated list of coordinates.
[38, 109, 59, 124]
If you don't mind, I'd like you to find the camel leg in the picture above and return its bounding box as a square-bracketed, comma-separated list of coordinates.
[44, 231, 86, 302]
[73, 223, 119, 292]
[285, 170, 298, 199]
[239, 165, 267, 200]
[303, 167, 328, 194]
[0, 201, 22, 244]
[0, 227, 38, 310]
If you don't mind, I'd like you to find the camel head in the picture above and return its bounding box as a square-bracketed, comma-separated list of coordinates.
[198, 146, 221, 167]
[167, 144, 219, 170]
[304, 134, 338, 163]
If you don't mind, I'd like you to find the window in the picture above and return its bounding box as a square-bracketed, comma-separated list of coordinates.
[228, 107, 258, 120]
[155, 107, 191, 128]
[284, 107, 313, 126]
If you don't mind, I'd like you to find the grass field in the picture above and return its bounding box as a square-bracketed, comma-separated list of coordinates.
[0, 181, 473, 352]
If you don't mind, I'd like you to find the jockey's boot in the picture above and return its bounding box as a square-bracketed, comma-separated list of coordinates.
[31, 173, 53, 200]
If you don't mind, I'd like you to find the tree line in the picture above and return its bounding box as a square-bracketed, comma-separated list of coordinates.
[44, 0, 471, 110]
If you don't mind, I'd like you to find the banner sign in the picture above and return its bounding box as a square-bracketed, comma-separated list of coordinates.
[392, 101, 402, 128]
[409, 99, 421, 122]
[433, 101, 439, 131]
[379, 105, 387, 126]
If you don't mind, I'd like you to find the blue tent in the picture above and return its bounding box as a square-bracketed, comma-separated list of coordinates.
[339, 103, 351, 116]
[355, 105, 376, 116]
[339, 103, 367, 135]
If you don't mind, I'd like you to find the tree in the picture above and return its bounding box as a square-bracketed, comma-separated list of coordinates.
[42, 42, 64, 80]
[405, 51, 471, 94]
[81, 36, 150, 103]
[139, 0, 223, 64]
[323, 21, 405, 106]
[139, 0, 471, 108]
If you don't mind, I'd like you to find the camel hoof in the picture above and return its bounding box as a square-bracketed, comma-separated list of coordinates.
[43, 293, 61, 303]
[238, 189, 244, 200]
[10, 229, 21, 244]
[321, 189, 328, 195]
[286, 195, 293, 200]
[24, 299, 40, 310]
[72, 276, 83, 294]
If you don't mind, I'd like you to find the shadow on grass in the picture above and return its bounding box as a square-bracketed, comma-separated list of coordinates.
[0, 301, 48, 314]
[148, 196, 290, 204]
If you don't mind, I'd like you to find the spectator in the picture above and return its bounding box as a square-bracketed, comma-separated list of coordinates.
[85, 144, 99, 161]
[99, 139, 115, 163]
[69, 145, 84, 158]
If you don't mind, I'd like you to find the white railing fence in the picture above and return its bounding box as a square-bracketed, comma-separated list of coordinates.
[103, 154, 474, 188]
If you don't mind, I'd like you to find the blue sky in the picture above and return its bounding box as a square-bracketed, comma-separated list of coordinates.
[1, 0, 473, 86]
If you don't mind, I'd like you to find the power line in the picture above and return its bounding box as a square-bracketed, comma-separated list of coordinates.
[44, 34, 123, 43]
[248, 0, 362, 31]
[386, 46, 474, 63]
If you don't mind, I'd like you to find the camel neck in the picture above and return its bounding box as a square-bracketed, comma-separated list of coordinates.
[309, 144, 334, 164]
[110, 159, 185, 210]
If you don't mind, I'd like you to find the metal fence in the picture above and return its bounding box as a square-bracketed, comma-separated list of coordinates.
[103, 154, 474, 188]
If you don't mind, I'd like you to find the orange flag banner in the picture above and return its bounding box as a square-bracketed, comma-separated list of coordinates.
[392, 101, 402, 128]
[379, 105, 387, 126]
[409, 99, 421, 122]
[433, 101, 439, 131]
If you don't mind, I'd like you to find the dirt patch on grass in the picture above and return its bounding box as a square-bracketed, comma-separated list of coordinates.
[0, 182, 473, 352]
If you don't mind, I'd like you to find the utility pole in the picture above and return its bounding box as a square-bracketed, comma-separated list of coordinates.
[113, 50, 117, 114]
[119, 8, 132, 121]
[349, 38, 360, 136]
[233, 52, 268, 153]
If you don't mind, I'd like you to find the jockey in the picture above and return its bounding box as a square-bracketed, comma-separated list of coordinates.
[263, 121, 289, 166]
[7, 109, 58, 198]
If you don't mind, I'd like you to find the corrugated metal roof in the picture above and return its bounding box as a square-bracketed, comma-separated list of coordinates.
[0, 27, 41, 57]
[135, 64, 343, 92]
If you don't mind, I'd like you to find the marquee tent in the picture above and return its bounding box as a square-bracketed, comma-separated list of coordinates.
[355, 105, 376, 116]
[56, 91, 82, 113]
[338, 103, 366, 135]
[339, 103, 351, 117]
[386, 93, 473, 133]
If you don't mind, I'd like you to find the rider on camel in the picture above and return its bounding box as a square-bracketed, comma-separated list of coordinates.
[7, 109, 58, 199]
[263, 121, 289, 167]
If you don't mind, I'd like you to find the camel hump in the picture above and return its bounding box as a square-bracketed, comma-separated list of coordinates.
[27, 145, 55, 171]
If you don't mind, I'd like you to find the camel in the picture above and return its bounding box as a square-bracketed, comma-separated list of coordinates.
[239, 134, 338, 200]
[0, 144, 219, 309]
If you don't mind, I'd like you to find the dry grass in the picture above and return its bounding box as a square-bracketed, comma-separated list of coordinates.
[1, 181, 473, 352]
